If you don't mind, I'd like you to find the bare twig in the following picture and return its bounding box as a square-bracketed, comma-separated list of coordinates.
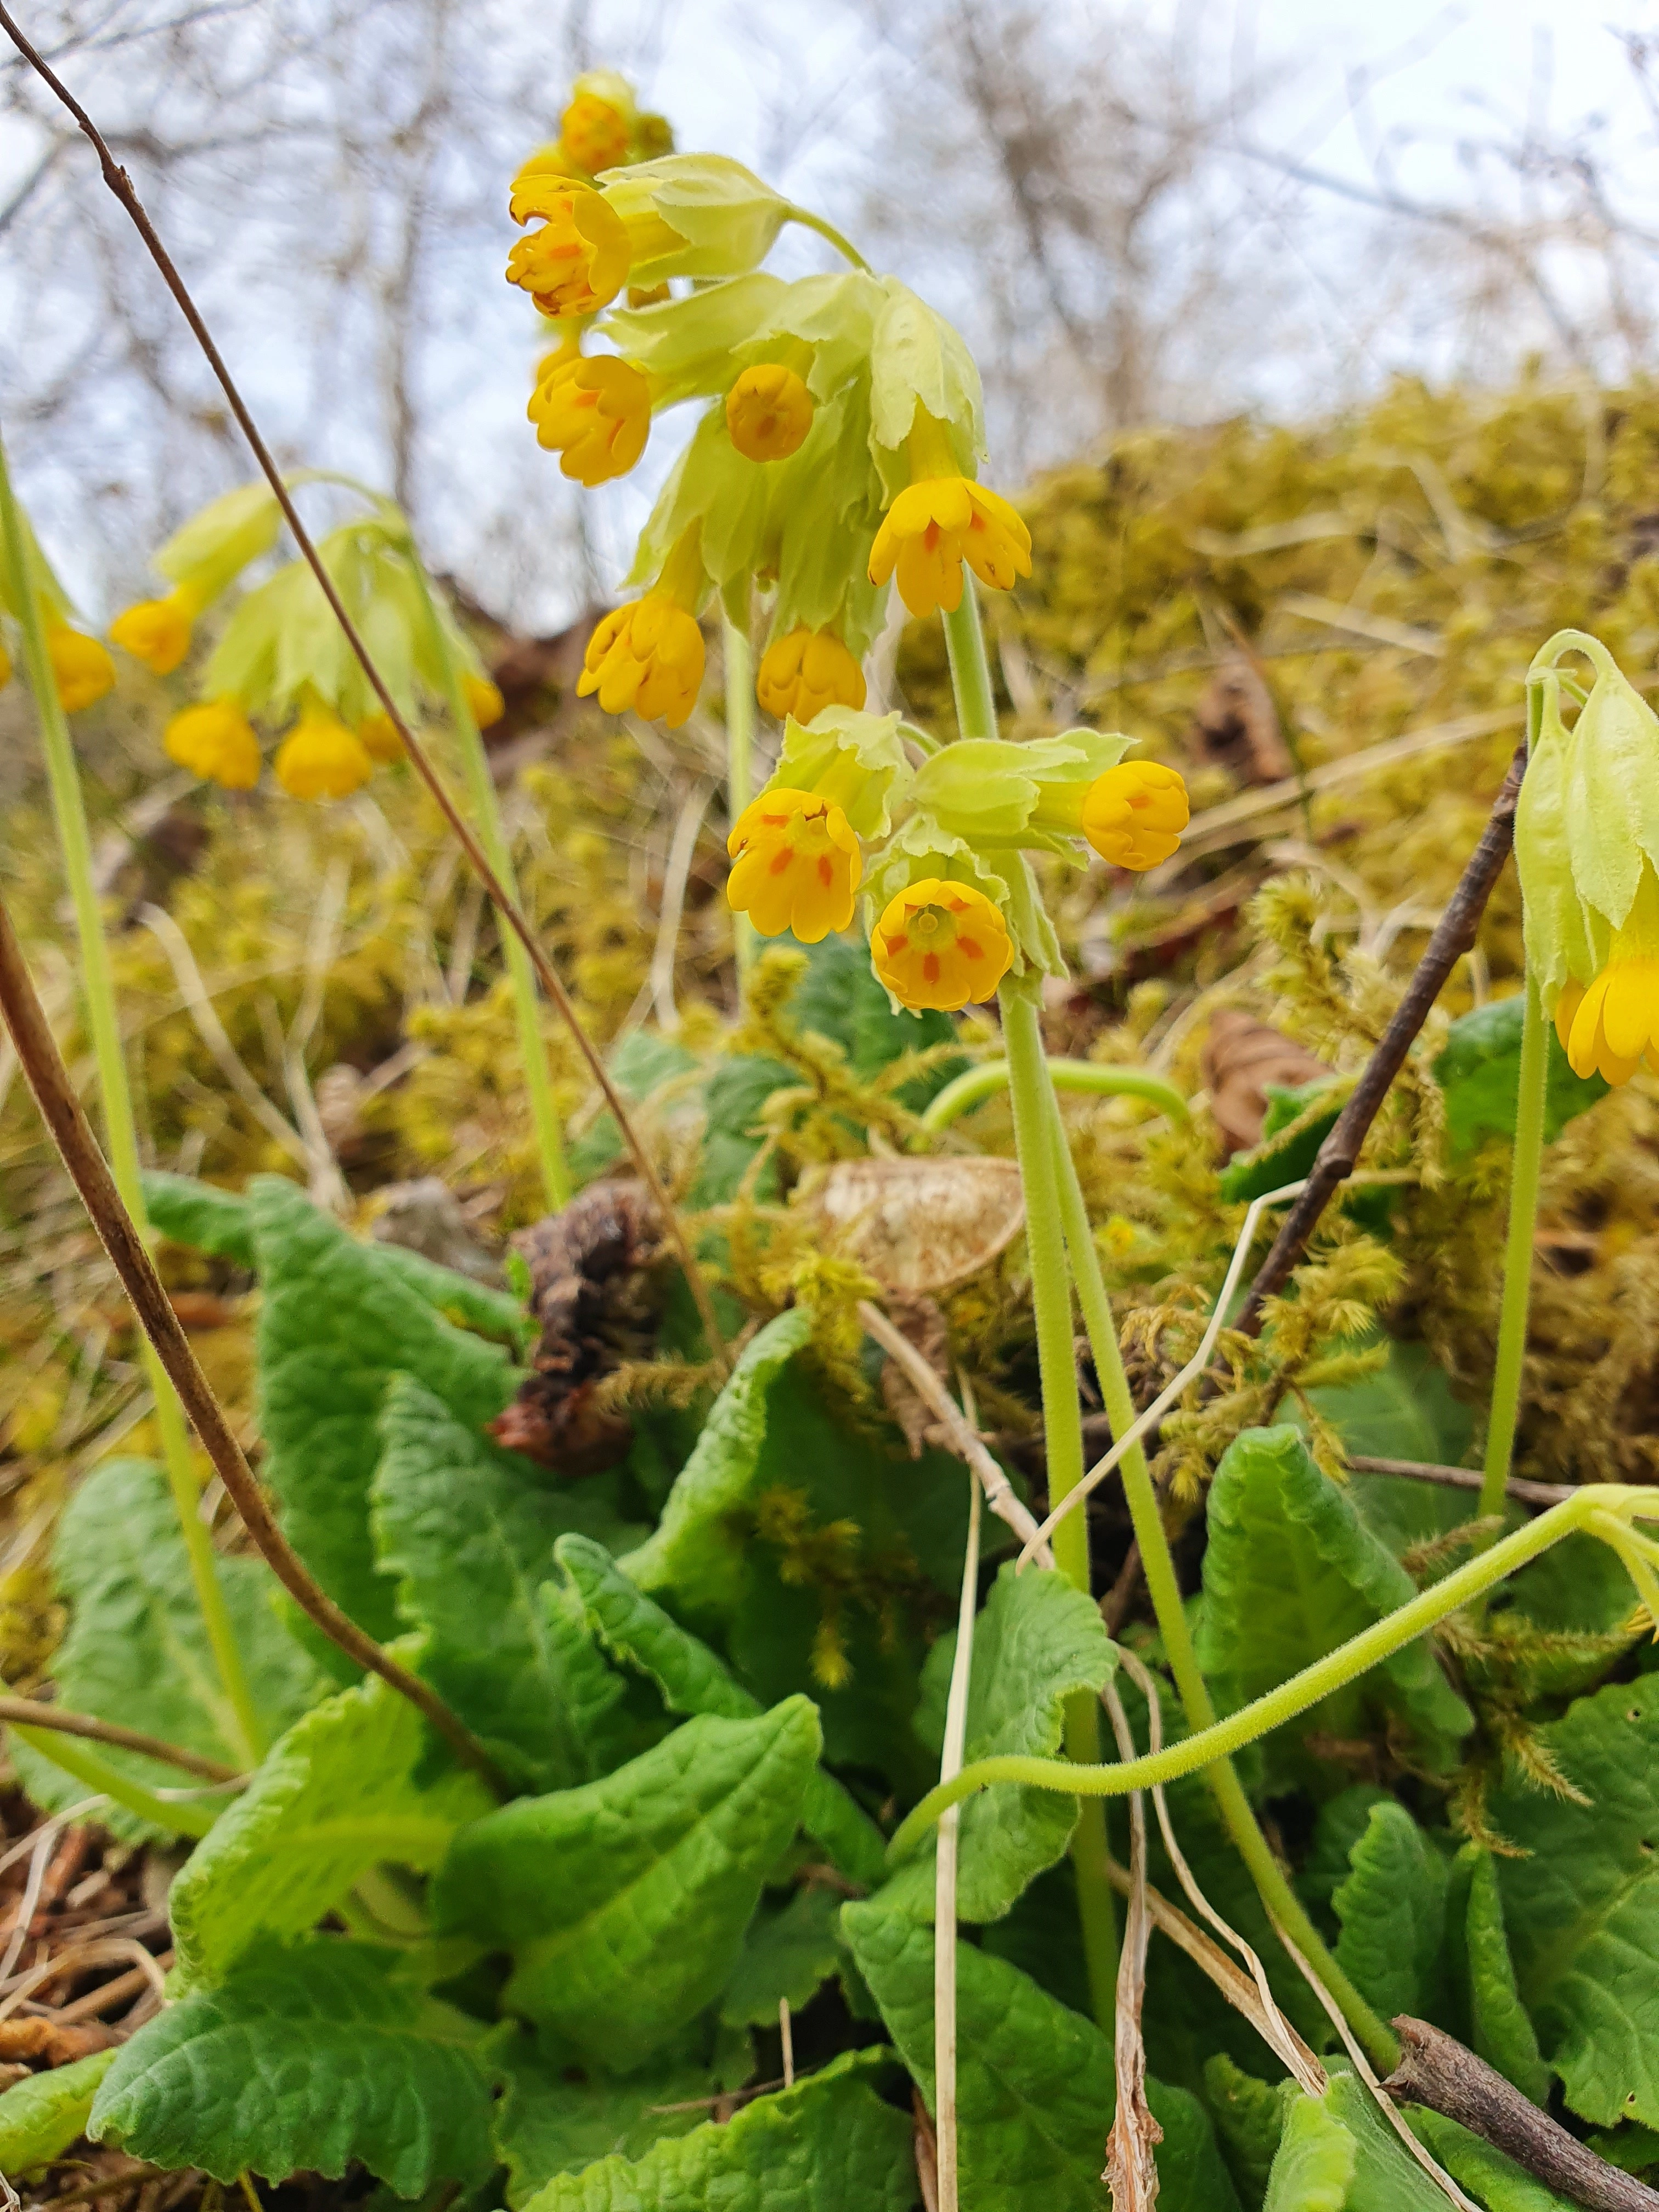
[1235, 746, 1527, 1336]
[1384, 2017, 1659, 2212]
[1347, 1455, 1572, 1508]
[0, 7, 729, 1377]
[1101, 1679, 1160, 2209]
[0, 888, 509, 1797]
[858, 1304, 1054, 1568]
[47, 1951, 173, 2026]
[0, 1939, 168, 2025]
[0, 1696, 240, 1784]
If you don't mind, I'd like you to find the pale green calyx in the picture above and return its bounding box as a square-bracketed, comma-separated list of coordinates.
[867, 279, 985, 495]
[861, 817, 1063, 987]
[908, 728, 1132, 847]
[773, 706, 912, 838]
[155, 483, 283, 607]
[601, 155, 796, 285]
[1514, 664, 1607, 1001]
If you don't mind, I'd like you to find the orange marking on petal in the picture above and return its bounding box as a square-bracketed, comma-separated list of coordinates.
[923, 952, 940, 984]
[769, 847, 795, 876]
[818, 856, 834, 887]
[957, 936, 983, 960]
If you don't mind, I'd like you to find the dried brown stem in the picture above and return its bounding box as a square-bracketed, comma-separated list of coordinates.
[1384, 2017, 1659, 2212]
[1101, 1679, 1160, 2208]
[1347, 1454, 1571, 1507]
[1235, 746, 1526, 1336]
[0, 889, 509, 1797]
[0, 1698, 239, 1784]
[0, 2, 727, 1378]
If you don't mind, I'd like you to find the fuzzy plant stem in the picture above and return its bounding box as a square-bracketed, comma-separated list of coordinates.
[724, 616, 757, 988]
[1042, 1077, 1397, 2069]
[921, 1056, 1190, 1133]
[1000, 981, 1120, 2030]
[0, 432, 265, 1770]
[417, 564, 571, 1211]
[1478, 678, 1550, 1521]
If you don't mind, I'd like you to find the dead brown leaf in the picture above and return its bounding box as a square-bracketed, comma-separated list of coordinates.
[803, 1159, 1025, 1295]
[1201, 1009, 1331, 1156]
[1188, 654, 1294, 785]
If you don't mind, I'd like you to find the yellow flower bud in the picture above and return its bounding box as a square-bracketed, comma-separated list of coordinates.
[465, 673, 506, 729]
[46, 625, 116, 713]
[756, 629, 866, 725]
[1554, 866, 1659, 1085]
[358, 712, 405, 763]
[505, 172, 630, 318]
[274, 702, 375, 801]
[164, 699, 262, 789]
[109, 584, 199, 676]
[528, 352, 651, 484]
[558, 91, 630, 175]
[726, 364, 814, 462]
[870, 877, 1013, 1012]
[1079, 761, 1189, 871]
[726, 787, 861, 944]
[577, 594, 704, 728]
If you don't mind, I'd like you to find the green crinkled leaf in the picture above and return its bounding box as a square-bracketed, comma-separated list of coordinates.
[1324, 2073, 1462, 2210]
[369, 1241, 533, 1348]
[911, 1562, 1116, 1920]
[842, 1900, 1239, 2211]
[1303, 1339, 1474, 1472]
[432, 1699, 821, 2072]
[1218, 1079, 1342, 1205]
[89, 1938, 492, 2194]
[493, 2029, 715, 2207]
[1465, 1850, 1550, 2103]
[1493, 1678, 1659, 2126]
[1195, 1425, 1471, 1782]
[1265, 2074, 1455, 2212]
[555, 1534, 888, 1888]
[1204, 2055, 1294, 2207]
[1409, 2108, 1581, 2210]
[0, 2047, 117, 2174]
[720, 1884, 844, 2026]
[1299, 1785, 1393, 1926]
[249, 1173, 515, 1637]
[142, 1170, 256, 1266]
[1434, 992, 1610, 1157]
[516, 2049, 911, 2212]
[170, 1671, 491, 1990]
[1261, 2092, 1355, 2212]
[9, 1457, 323, 1843]
[1331, 1801, 1449, 2026]
[374, 1378, 638, 1792]
[619, 1308, 814, 1613]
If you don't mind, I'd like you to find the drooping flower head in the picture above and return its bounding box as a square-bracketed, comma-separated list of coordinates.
[870, 877, 1013, 1012]
[867, 411, 1030, 619]
[528, 348, 652, 484]
[727, 788, 862, 943]
[1077, 760, 1189, 870]
[47, 625, 115, 713]
[274, 699, 374, 802]
[165, 699, 261, 789]
[756, 628, 866, 724]
[506, 171, 631, 318]
[109, 584, 201, 676]
[576, 523, 707, 728]
[559, 90, 631, 176]
[726, 363, 814, 462]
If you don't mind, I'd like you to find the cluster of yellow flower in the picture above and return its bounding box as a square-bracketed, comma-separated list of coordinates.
[504, 77, 1190, 1011]
[0, 499, 117, 715]
[101, 484, 504, 799]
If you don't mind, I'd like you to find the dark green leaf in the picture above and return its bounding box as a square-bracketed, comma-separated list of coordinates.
[374, 1377, 639, 1791]
[1434, 994, 1608, 1158]
[9, 1457, 323, 1843]
[1302, 1339, 1474, 1471]
[568, 1034, 699, 1188]
[1218, 1080, 1342, 1205]
[720, 1884, 844, 2025]
[493, 2028, 715, 2207]
[1465, 1850, 1550, 2103]
[249, 1174, 515, 1635]
[1195, 1425, 1471, 1784]
[1204, 2055, 1293, 2208]
[142, 1170, 255, 1266]
[89, 1938, 492, 2194]
[1409, 2108, 1580, 2210]
[515, 2049, 912, 2212]
[432, 1699, 821, 2072]
[1331, 1801, 1449, 2025]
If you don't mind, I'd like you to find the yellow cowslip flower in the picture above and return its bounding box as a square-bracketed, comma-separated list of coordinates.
[164, 699, 261, 789]
[528, 351, 651, 484]
[1077, 761, 1189, 870]
[726, 364, 814, 462]
[109, 584, 200, 676]
[506, 172, 630, 318]
[1554, 865, 1659, 1085]
[726, 787, 861, 943]
[274, 702, 374, 801]
[870, 877, 1013, 1012]
[756, 628, 866, 724]
[867, 415, 1031, 619]
[358, 712, 405, 763]
[465, 673, 506, 728]
[47, 625, 116, 713]
[577, 525, 706, 728]
[558, 91, 630, 176]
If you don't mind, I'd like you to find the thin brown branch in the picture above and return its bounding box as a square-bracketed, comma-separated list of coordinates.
[0, 4, 729, 1378]
[1235, 746, 1526, 1335]
[0, 1697, 239, 1783]
[1385, 2017, 1659, 2212]
[0, 888, 509, 1798]
[1347, 1454, 1571, 1508]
